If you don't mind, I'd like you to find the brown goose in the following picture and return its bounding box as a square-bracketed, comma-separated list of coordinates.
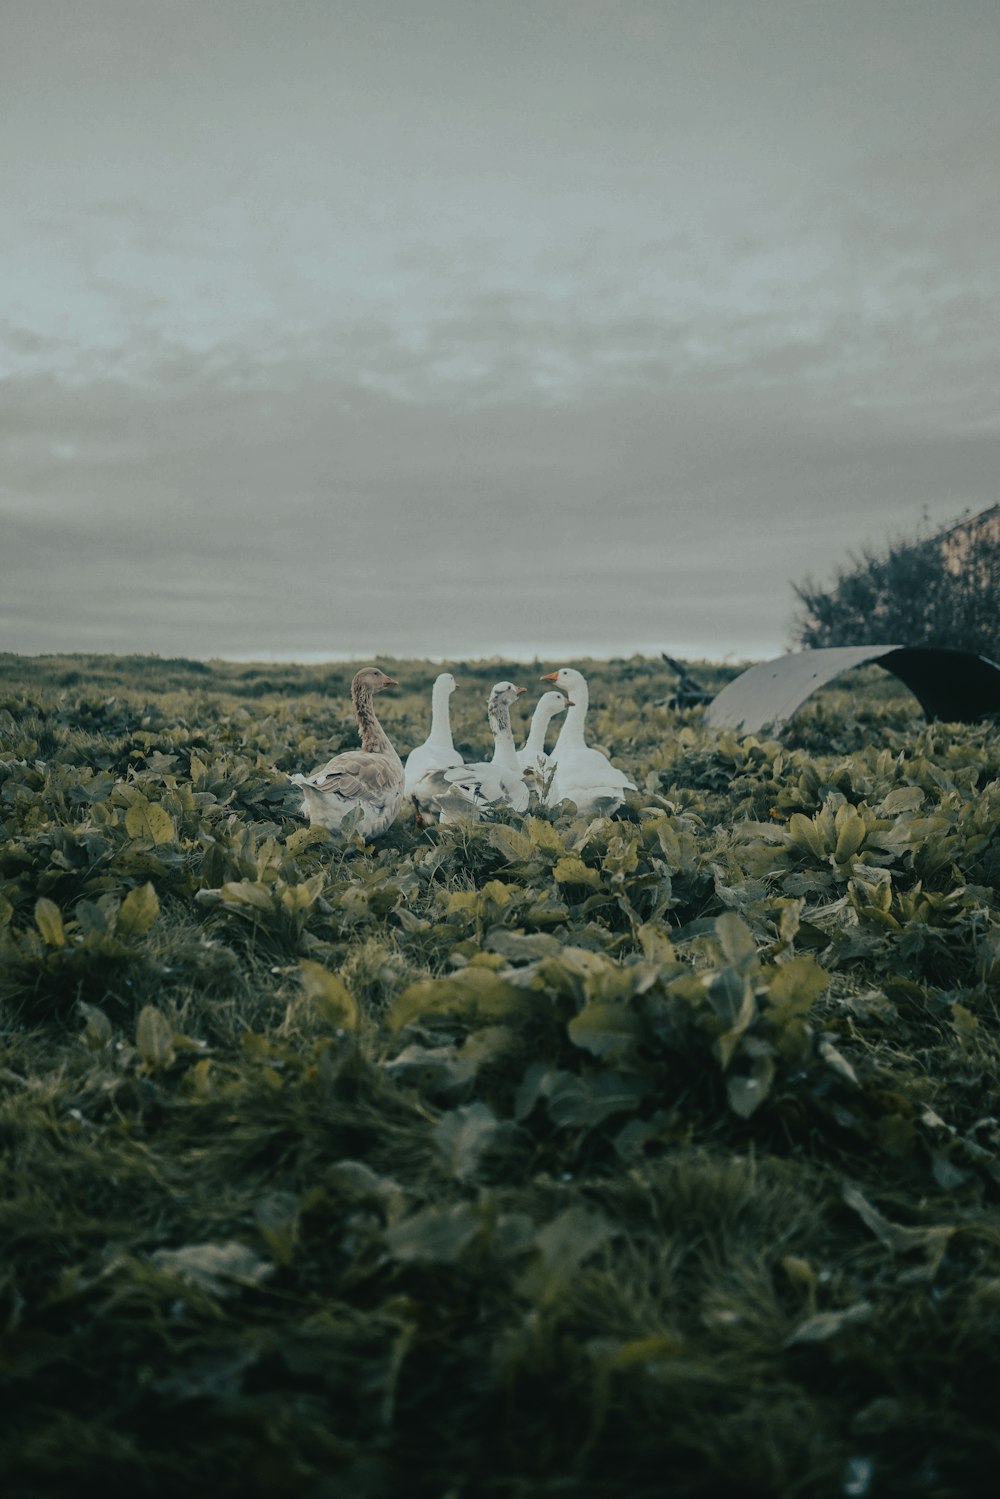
[291, 667, 404, 836]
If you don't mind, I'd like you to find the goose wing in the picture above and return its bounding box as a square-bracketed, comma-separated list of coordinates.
[295, 750, 401, 802]
[548, 748, 636, 811]
[441, 760, 501, 802]
[404, 741, 464, 793]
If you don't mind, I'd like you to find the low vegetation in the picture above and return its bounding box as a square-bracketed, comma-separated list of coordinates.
[793, 510, 1000, 662]
[2, 653, 999, 1497]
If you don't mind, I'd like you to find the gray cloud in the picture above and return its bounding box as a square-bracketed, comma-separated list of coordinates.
[1, 1, 997, 660]
[2, 331, 995, 660]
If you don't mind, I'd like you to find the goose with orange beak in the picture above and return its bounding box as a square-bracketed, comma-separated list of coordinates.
[539, 667, 636, 814]
[516, 689, 568, 775]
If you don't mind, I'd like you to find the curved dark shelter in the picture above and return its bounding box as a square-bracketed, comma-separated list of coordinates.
[704, 646, 1000, 735]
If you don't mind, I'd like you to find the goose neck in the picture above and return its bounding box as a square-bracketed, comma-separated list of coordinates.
[555, 696, 588, 751]
[429, 680, 455, 746]
[354, 683, 392, 754]
[523, 711, 547, 757]
[489, 703, 518, 768]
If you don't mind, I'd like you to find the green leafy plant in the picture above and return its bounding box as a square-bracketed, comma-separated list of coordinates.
[1, 653, 999, 1498]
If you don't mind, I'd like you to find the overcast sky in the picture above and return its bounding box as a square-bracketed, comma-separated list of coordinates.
[2, 0, 998, 663]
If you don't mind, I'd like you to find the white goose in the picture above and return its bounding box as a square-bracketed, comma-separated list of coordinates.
[290, 667, 405, 837]
[404, 672, 463, 795]
[516, 690, 568, 775]
[539, 667, 636, 815]
[428, 681, 530, 820]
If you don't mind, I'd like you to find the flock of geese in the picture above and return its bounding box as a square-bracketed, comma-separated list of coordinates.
[290, 666, 637, 838]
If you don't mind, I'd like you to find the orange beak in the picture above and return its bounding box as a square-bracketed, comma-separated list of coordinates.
[540, 672, 558, 683]
[382, 675, 399, 688]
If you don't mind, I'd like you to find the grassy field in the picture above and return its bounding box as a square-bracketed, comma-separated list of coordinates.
[2, 652, 999, 1498]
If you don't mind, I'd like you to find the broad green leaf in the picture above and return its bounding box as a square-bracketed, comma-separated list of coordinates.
[535, 949, 598, 1003]
[833, 804, 867, 863]
[636, 923, 676, 963]
[717, 988, 757, 1070]
[484, 929, 561, 962]
[536, 1069, 645, 1129]
[125, 797, 175, 845]
[850, 874, 893, 916]
[298, 960, 359, 1030]
[385, 1203, 481, 1265]
[733, 819, 788, 846]
[715, 912, 758, 971]
[34, 897, 66, 947]
[388, 968, 524, 1031]
[553, 856, 602, 890]
[487, 824, 536, 862]
[219, 880, 275, 912]
[447, 890, 479, 916]
[727, 1049, 776, 1118]
[116, 882, 160, 937]
[78, 1001, 113, 1049]
[788, 812, 828, 861]
[136, 1005, 176, 1069]
[603, 834, 639, 877]
[526, 817, 564, 856]
[189, 752, 209, 782]
[776, 898, 804, 949]
[535, 1206, 613, 1278]
[567, 1002, 639, 1059]
[480, 879, 515, 911]
[279, 875, 325, 917]
[878, 786, 924, 814]
[433, 1102, 503, 1182]
[655, 820, 684, 865]
[284, 825, 330, 855]
[150, 1241, 274, 1295]
[75, 899, 111, 936]
[386, 1039, 474, 1093]
[327, 1158, 407, 1212]
[766, 955, 828, 1016]
[705, 966, 751, 1027]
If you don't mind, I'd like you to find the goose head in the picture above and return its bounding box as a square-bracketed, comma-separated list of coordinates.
[535, 690, 569, 719]
[434, 672, 457, 695]
[353, 666, 399, 695]
[487, 680, 525, 732]
[540, 667, 585, 704]
[490, 680, 525, 706]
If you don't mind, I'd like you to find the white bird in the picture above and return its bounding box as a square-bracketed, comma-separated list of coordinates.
[290, 667, 404, 837]
[424, 681, 529, 820]
[539, 667, 636, 815]
[516, 690, 568, 774]
[404, 672, 463, 794]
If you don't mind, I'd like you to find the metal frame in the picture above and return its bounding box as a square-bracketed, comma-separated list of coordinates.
[704, 646, 1000, 735]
